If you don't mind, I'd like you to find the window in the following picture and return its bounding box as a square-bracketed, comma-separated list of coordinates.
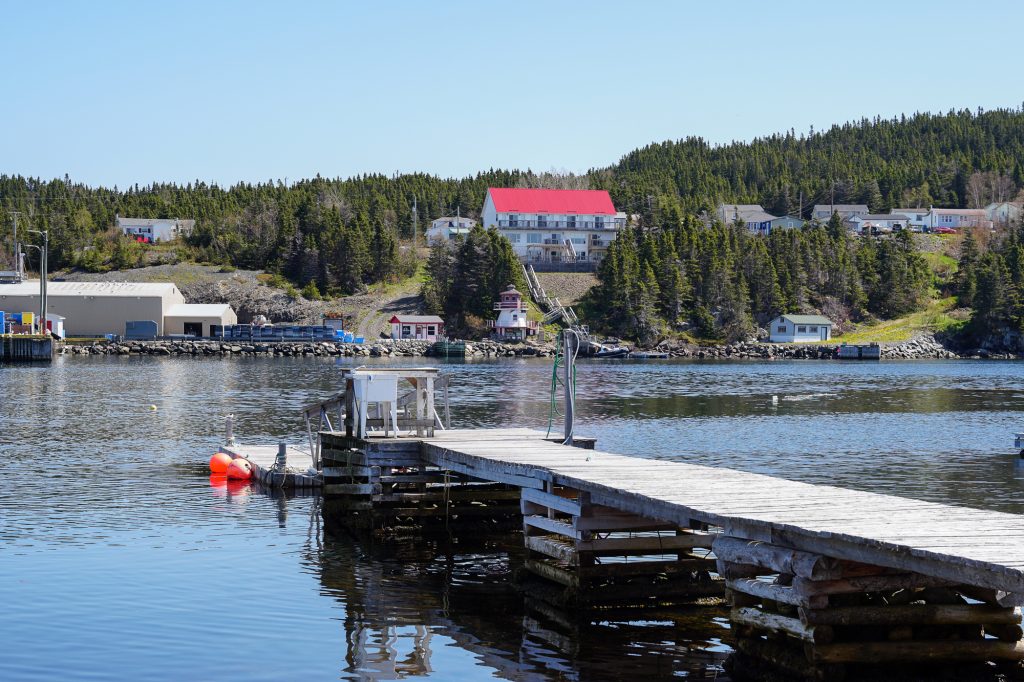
[566, 215, 576, 228]
[777, 326, 786, 333]
[570, 236, 585, 244]
[538, 216, 547, 228]
[797, 326, 807, 333]
[595, 216, 604, 229]
[808, 326, 817, 332]
[401, 325, 411, 336]
[507, 233, 520, 243]
[527, 233, 541, 244]
[427, 326, 436, 335]
[509, 215, 519, 227]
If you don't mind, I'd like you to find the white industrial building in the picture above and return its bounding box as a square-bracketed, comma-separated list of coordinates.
[481, 188, 626, 266]
[117, 215, 195, 242]
[0, 281, 236, 337]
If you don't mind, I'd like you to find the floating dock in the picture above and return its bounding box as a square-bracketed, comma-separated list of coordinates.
[219, 442, 320, 488]
[836, 343, 881, 360]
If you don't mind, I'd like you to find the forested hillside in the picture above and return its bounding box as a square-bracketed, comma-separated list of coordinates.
[1, 107, 1023, 338]
[600, 107, 1024, 223]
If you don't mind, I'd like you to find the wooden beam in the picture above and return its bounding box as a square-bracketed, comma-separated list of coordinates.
[811, 640, 1024, 663]
[713, 536, 842, 581]
[731, 607, 834, 644]
[521, 488, 582, 517]
[726, 578, 828, 609]
[524, 515, 580, 540]
[800, 604, 1021, 627]
[793, 573, 956, 597]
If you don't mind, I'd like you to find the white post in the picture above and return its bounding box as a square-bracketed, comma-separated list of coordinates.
[225, 413, 236, 446]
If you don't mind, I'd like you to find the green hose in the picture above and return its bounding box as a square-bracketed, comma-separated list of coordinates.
[546, 333, 577, 438]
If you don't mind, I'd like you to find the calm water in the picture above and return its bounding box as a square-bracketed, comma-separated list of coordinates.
[2, 356, 1024, 681]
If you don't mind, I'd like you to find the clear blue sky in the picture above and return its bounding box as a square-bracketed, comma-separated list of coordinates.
[2, 0, 1022, 188]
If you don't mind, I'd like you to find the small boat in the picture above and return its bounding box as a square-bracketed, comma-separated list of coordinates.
[630, 351, 670, 359]
[593, 346, 630, 359]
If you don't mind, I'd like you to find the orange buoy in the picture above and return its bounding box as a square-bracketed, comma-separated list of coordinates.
[209, 452, 233, 474]
[226, 457, 253, 480]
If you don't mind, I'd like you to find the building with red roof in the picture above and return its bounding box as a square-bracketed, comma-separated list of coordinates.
[481, 188, 626, 270]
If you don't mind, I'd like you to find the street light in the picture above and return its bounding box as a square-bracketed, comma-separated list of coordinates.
[27, 229, 48, 335]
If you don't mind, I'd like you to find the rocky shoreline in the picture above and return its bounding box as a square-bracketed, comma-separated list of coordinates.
[60, 338, 555, 358]
[58, 333, 1011, 360]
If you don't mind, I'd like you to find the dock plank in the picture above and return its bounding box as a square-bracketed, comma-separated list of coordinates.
[414, 429, 1024, 594]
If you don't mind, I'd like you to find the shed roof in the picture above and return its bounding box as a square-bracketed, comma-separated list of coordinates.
[390, 315, 444, 324]
[117, 216, 196, 229]
[487, 188, 616, 215]
[0, 280, 180, 298]
[857, 214, 907, 221]
[779, 314, 833, 325]
[812, 204, 869, 213]
[929, 208, 987, 215]
[165, 303, 234, 317]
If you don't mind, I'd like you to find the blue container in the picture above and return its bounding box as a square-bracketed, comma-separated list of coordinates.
[10, 313, 21, 325]
[354, 337, 364, 344]
[0, 311, 5, 332]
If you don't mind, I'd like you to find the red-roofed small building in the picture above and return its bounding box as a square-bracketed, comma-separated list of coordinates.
[482, 188, 626, 269]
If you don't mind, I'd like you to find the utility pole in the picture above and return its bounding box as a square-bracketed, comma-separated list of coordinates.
[28, 229, 47, 335]
[11, 212, 22, 279]
[412, 195, 418, 247]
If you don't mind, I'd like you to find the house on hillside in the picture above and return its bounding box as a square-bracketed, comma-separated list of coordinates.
[481, 188, 626, 269]
[770, 215, 805, 231]
[890, 208, 930, 231]
[985, 202, 1023, 227]
[768, 314, 833, 343]
[389, 314, 444, 342]
[426, 216, 477, 243]
[811, 204, 869, 222]
[117, 215, 195, 243]
[490, 285, 538, 341]
[923, 208, 992, 231]
[716, 204, 779, 235]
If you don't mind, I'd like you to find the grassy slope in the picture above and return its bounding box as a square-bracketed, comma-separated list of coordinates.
[836, 297, 967, 343]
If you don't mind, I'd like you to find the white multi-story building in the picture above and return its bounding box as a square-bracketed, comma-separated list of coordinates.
[117, 215, 195, 242]
[481, 188, 625, 267]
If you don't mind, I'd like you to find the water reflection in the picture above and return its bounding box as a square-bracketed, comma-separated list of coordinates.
[2, 355, 1024, 680]
[310, 530, 732, 681]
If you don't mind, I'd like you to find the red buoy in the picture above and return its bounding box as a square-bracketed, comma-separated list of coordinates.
[226, 458, 253, 480]
[209, 452, 233, 474]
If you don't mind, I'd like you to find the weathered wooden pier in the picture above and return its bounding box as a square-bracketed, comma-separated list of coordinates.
[233, 363, 1024, 679]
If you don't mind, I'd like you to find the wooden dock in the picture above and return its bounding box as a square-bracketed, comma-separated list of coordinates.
[320, 426, 1024, 680]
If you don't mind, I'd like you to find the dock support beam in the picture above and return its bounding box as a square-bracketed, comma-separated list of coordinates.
[519, 484, 723, 609]
[319, 432, 521, 540]
[715, 536, 1024, 680]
